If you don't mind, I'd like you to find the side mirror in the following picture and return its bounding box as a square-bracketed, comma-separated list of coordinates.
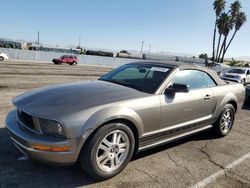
[165, 83, 189, 94]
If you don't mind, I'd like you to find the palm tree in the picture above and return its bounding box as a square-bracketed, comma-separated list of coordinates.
[220, 1, 244, 62]
[215, 13, 226, 61]
[212, 0, 225, 63]
[222, 12, 247, 59]
[230, 0, 241, 19]
[217, 13, 233, 62]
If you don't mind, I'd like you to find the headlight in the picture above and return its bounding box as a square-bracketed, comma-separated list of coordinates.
[38, 118, 66, 138]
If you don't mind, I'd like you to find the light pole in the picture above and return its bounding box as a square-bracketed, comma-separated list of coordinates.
[37, 31, 40, 45]
[140, 41, 144, 55]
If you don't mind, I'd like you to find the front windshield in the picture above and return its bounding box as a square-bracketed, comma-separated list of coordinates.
[99, 63, 173, 94]
[228, 69, 246, 74]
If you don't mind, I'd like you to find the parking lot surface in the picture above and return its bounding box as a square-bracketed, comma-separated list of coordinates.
[0, 61, 250, 188]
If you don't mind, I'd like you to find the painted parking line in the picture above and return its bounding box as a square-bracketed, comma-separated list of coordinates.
[190, 151, 250, 188]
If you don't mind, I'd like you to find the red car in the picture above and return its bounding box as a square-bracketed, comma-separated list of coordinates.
[52, 55, 79, 66]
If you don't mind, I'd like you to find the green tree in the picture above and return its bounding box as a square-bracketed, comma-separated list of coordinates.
[228, 58, 240, 66]
[212, 0, 226, 63]
[199, 53, 208, 59]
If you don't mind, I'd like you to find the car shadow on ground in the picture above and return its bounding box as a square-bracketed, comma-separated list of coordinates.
[0, 128, 98, 187]
[0, 126, 217, 187]
[243, 102, 250, 110]
[135, 101, 250, 160]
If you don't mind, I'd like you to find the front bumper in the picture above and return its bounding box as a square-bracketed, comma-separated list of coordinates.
[6, 110, 83, 165]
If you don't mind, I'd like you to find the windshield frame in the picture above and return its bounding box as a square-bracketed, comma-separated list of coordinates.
[99, 63, 174, 94]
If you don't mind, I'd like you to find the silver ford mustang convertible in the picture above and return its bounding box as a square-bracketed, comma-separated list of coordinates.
[6, 61, 245, 180]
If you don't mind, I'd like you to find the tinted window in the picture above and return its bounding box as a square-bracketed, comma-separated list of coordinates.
[100, 64, 173, 93]
[171, 70, 216, 90]
[228, 69, 246, 74]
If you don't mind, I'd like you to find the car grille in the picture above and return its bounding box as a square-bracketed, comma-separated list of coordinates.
[17, 110, 36, 130]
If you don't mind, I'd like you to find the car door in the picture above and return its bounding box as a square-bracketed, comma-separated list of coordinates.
[63, 56, 69, 63]
[160, 70, 217, 130]
[69, 56, 74, 63]
[61, 56, 66, 63]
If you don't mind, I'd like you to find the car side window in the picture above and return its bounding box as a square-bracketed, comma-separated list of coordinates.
[171, 70, 216, 90]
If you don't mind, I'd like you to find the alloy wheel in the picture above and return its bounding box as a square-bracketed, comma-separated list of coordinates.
[96, 130, 130, 172]
[220, 109, 233, 133]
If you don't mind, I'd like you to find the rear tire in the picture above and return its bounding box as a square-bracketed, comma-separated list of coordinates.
[79, 123, 135, 180]
[52, 59, 60, 65]
[0, 56, 4, 61]
[71, 62, 77, 66]
[212, 103, 235, 137]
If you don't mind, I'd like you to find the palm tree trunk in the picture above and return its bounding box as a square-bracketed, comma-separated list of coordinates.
[221, 36, 227, 63]
[212, 21, 217, 64]
[218, 37, 226, 63]
[223, 30, 237, 57]
[215, 34, 222, 62]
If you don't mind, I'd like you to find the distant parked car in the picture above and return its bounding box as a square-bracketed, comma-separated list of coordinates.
[0, 51, 9, 61]
[52, 55, 79, 66]
[222, 68, 250, 86]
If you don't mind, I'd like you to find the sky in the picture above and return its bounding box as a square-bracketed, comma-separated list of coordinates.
[0, 0, 250, 58]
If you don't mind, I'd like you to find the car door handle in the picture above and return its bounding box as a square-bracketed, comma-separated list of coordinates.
[204, 94, 211, 100]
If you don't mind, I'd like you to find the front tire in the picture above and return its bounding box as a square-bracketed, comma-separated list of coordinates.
[242, 79, 246, 86]
[213, 103, 235, 137]
[79, 123, 135, 180]
[0, 56, 4, 61]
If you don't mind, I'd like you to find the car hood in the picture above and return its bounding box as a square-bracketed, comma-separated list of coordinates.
[13, 80, 148, 119]
[224, 73, 243, 77]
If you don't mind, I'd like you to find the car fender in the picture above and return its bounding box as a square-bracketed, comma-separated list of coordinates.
[80, 106, 144, 140]
[215, 92, 237, 117]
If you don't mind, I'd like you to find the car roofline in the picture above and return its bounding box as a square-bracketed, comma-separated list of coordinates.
[128, 61, 227, 86]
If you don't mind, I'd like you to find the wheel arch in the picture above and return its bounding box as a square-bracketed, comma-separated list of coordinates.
[227, 100, 237, 112]
[80, 118, 140, 159]
[77, 106, 144, 160]
[215, 92, 238, 117]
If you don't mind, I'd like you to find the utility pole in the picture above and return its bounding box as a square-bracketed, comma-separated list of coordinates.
[140, 41, 144, 55]
[149, 44, 151, 54]
[37, 31, 40, 45]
